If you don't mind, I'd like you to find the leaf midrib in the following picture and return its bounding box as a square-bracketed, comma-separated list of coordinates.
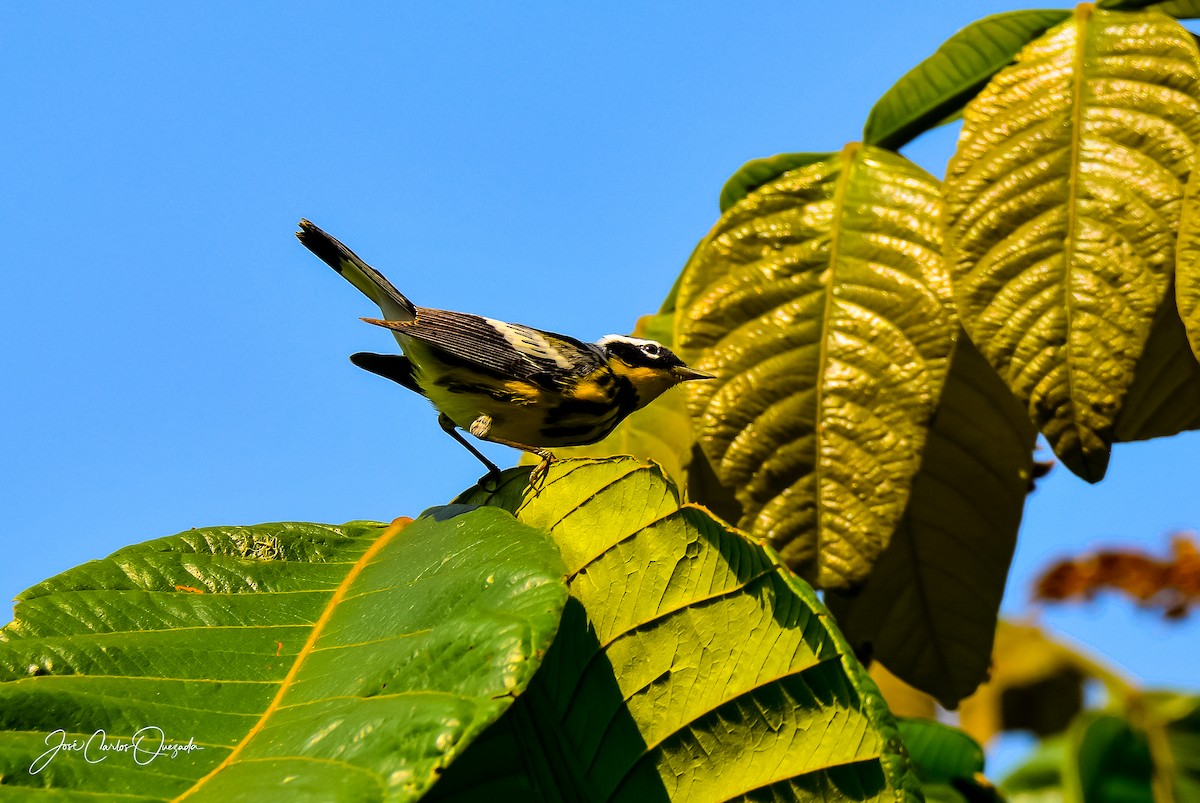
[170, 516, 411, 802]
[814, 143, 859, 586]
[1062, 4, 1091, 451]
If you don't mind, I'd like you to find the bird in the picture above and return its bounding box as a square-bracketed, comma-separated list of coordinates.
[295, 219, 713, 483]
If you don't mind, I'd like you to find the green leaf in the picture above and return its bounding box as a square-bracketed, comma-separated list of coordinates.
[718, 152, 830, 212]
[1098, 0, 1200, 17]
[0, 512, 568, 801]
[944, 7, 1200, 482]
[676, 144, 956, 589]
[917, 783, 969, 803]
[448, 458, 921, 802]
[827, 333, 1036, 707]
[1150, 0, 1200, 16]
[1113, 284, 1200, 441]
[863, 9, 1071, 150]
[898, 719, 985, 782]
[1066, 712, 1154, 803]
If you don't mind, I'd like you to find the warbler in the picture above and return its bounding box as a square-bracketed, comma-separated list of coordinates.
[296, 219, 712, 481]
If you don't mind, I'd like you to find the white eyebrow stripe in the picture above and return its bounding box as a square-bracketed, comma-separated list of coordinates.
[484, 317, 574, 369]
[596, 334, 659, 348]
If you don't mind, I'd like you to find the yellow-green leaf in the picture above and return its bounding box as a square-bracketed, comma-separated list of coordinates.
[944, 6, 1200, 481]
[718, 152, 831, 212]
[675, 143, 955, 589]
[448, 458, 920, 802]
[1175, 163, 1200, 364]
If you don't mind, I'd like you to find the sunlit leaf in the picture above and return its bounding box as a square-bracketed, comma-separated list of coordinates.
[676, 144, 955, 589]
[447, 458, 920, 802]
[718, 152, 829, 212]
[864, 9, 1071, 150]
[944, 7, 1200, 481]
[1175, 163, 1200, 362]
[827, 334, 1036, 707]
[0, 514, 568, 801]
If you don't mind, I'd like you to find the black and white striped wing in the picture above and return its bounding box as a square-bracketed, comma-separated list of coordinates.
[403, 308, 601, 386]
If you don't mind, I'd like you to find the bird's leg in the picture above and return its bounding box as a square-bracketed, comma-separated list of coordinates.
[438, 413, 502, 488]
[526, 450, 556, 489]
[466, 414, 555, 489]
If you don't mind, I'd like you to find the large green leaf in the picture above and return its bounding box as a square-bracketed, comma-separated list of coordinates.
[827, 333, 1035, 708]
[445, 458, 920, 802]
[0, 512, 568, 801]
[1098, 0, 1200, 17]
[675, 143, 955, 589]
[897, 719, 998, 803]
[943, 7, 1200, 482]
[863, 9, 1071, 150]
[1113, 283, 1200, 440]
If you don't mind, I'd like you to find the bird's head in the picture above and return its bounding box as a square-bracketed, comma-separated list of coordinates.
[596, 335, 714, 408]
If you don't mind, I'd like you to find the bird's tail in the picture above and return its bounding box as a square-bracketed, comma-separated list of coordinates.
[296, 219, 417, 322]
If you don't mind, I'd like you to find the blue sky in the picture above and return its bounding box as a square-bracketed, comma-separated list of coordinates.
[3, 0, 1198, 772]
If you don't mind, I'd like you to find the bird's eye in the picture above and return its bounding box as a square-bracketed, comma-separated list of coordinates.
[642, 344, 663, 357]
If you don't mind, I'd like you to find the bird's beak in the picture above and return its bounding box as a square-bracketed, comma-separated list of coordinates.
[361, 317, 406, 330]
[673, 365, 716, 381]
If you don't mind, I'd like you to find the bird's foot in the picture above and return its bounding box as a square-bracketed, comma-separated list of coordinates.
[527, 451, 556, 492]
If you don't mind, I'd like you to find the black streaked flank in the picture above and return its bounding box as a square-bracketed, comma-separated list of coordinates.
[545, 397, 615, 421]
[612, 375, 638, 416]
[436, 377, 530, 404]
[540, 421, 612, 441]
